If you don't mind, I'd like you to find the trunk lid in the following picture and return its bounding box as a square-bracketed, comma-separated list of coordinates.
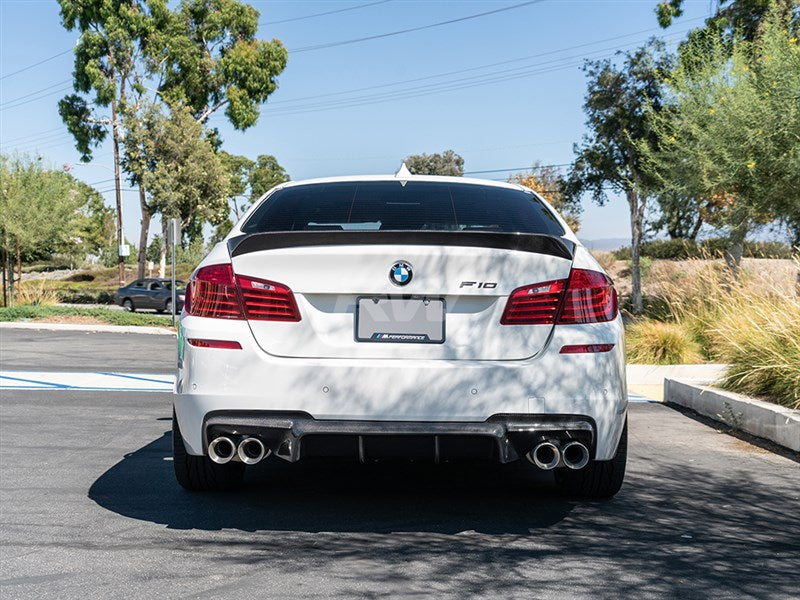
[229, 233, 573, 361]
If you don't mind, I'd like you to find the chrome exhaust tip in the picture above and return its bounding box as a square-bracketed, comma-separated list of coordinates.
[237, 437, 268, 465]
[208, 436, 236, 464]
[561, 441, 590, 470]
[527, 441, 561, 470]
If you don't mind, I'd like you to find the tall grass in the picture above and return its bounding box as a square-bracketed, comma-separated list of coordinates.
[628, 255, 800, 409]
[626, 320, 703, 365]
[15, 282, 60, 306]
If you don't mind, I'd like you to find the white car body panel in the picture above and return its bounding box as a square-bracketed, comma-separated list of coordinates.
[174, 173, 627, 464]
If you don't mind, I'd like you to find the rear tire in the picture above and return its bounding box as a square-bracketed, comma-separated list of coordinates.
[554, 419, 627, 499]
[172, 411, 245, 491]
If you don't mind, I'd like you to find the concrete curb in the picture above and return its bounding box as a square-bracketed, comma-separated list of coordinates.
[0, 321, 175, 336]
[627, 364, 727, 386]
[664, 379, 800, 452]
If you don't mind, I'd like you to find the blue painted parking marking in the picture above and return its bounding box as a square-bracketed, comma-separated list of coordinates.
[0, 371, 174, 392]
[96, 372, 174, 385]
[0, 374, 72, 389]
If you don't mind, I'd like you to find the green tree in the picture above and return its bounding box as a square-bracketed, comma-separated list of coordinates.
[213, 152, 289, 242]
[566, 40, 675, 314]
[404, 150, 465, 176]
[57, 0, 152, 285]
[61, 178, 116, 264]
[656, 0, 797, 40]
[0, 156, 86, 294]
[648, 192, 704, 241]
[129, 103, 230, 275]
[154, 0, 288, 127]
[641, 6, 800, 263]
[59, 0, 289, 280]
[248, 154, 290, 200]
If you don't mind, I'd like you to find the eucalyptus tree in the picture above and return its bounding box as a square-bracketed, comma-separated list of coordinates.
[126, 103, 229, 276]
[57, 0, 152, 284]
[58, 0, 288, 279]
[566, 40, 674, 314]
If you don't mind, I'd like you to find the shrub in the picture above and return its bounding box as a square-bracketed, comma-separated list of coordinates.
[646, 256, 800, 408]
[66, 273, 96, 282]
[625, 320, 703, 365]
[15, 282, 60, 307]
[710, 287, 800, 411]
[0, 305, 172, 327]
[612, 238, 794, 261]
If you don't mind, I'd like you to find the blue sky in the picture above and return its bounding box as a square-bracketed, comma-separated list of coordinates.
[0, 0, 712, 245]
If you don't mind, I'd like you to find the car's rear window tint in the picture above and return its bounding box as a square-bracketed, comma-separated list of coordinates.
[240, 181, 564, 236]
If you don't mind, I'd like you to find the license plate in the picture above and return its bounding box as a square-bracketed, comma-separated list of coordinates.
[356, 297, 445, 343]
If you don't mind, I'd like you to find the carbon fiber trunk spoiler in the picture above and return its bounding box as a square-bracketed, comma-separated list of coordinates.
[227, 231, 575, 261]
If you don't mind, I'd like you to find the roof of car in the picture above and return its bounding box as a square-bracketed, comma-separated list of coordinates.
[275, 171, 529, 193]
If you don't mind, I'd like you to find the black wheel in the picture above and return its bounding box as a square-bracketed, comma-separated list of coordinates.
[122, 298, 135, 312]
[554, 419, 627, 499]
[164, 299, 172, 314]
[172, 411, 245, 491]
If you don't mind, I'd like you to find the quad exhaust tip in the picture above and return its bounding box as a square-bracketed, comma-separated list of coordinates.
[528, 441, 561, 470]
[208, 436, 235, 464]
[238, 437, 268, 465]
[561, 441, 590, 470]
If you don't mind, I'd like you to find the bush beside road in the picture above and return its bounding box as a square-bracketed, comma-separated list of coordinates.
[0, 305, 174, 328]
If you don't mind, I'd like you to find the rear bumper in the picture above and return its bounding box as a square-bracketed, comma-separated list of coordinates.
[203, 412, 596, 463]
[174, 314, 628, 461]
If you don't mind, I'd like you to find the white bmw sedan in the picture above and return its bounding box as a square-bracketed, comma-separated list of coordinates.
[173, 170, 627, 497]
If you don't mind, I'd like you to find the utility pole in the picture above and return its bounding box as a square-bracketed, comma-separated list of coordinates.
[167, 218, 180, 327]
[110, 90, 125, 288]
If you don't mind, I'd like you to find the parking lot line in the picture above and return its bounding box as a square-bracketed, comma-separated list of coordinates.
[0, 371, 175, 392]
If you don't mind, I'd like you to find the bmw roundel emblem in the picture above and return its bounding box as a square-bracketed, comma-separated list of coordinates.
[389, 261, 413, 286]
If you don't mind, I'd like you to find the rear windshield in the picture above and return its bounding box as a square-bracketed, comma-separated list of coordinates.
[240, 181, 564, 236]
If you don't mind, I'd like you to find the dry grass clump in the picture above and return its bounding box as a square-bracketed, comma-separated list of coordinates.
[710, 282, 800, 411]
[626, 320, 703, 365]
[630, 255, 800, 409]
[15, 282, 60, 306]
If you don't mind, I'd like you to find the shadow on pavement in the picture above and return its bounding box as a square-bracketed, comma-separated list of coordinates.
[88, 431, 800, 598]
[88, 431, 572, 534]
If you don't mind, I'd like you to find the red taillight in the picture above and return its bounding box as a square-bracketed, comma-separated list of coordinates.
[500, 280, 565, 325]
[559, 344, 615, 354]
[187, 264, 301, 322]
[558, 269, 617, 324]
[500, 268, 617, 326]
[187, 338, 243, 349]
[237, 275, 301, 322]
[187, 264, 244, 319]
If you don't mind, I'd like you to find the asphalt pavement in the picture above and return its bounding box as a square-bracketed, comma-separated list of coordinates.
[0, 330, 798, 599]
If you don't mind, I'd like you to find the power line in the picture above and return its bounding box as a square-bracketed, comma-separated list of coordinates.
[0, 85, 72, 112]
[258, 35, 677, 118]
[3, 132, 73, 152]
[0, 79, 72, 108]
[0, 126, 65, 145]
[0, 1, 393, 84]
[261, 1, 391, 26]
[288, 1, 544, 53]
[464, 164, 571, 175]
[0, 48, 73, 81]
[271, 19, 691, 106]
[256, 20, 700, 117]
